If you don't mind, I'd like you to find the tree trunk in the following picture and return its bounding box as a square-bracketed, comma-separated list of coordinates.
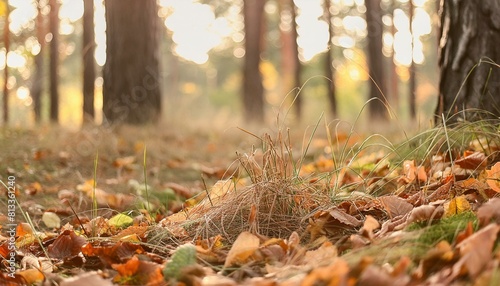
[365, 0, 388, 120]
[408, 0, 416, 119]
[32, 0, 45, 123]
[3, 2, 9, 124]
[49, 0, 59, 123]
[278, 0, 301, 120]
[389, 0, 399, 112]
[436, 0, 500, 123]
[103, 0, 161, 125]
[291, 1, 301, 120]
[242, 0, 266, 123]
[324, 0, 336, 117]
[83, 0, 95, 123]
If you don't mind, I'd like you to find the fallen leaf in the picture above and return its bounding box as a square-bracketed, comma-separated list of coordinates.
[378, 195, 413, 218]
[48, 230, 87, 259]
[16, 269, 44, 285]
[455, 151, 487, 170]
[42, 212, 61, 229]
[455, 223, 500, 278]
[108, 213, 133, 229]
[443, 196, 471, 217]
[486, 162, 500, 192]
[300, 258, 349, 286]
[60, 272, 114, 286]
[224, 231, 260, 267]
[477, 198, 500, 226]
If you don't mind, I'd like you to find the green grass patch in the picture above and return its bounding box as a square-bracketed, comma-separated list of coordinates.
[406, 211, 478, 247]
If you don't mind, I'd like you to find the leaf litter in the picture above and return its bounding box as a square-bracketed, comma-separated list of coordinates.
[3, 122, 500, 285]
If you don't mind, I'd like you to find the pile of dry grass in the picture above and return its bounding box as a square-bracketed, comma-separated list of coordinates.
[184, 132, 330, 242]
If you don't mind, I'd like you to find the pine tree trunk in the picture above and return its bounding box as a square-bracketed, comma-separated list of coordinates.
[49, 0, 59, 123]
[408, 0, 416, 119]
[3, 2, 10, 124]
[242, 0, 266, 123]
[32, 0, 45, 123]
[436, 0, 500, 123]
[324, 0, 336, 117]
[103, 0, 161, 125]
[365, 0, 388, 120]
[83, 0, 95, 123]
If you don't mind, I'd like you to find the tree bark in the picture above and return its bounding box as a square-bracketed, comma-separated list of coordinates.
[436, 0, 500, 123]
[291, 1, 301, 120]
[3, 2, 9, 124]
[278, 0, 301, 120]
[32, 0, 45, 123]
[365, 0, 388, 120]
[83, 0, 95, 123]
[324, 0, 337, 117]
[408, 0, 416, 119]
[242, 0, 266, 123]
[103, 0, 161, 125]
[49, 0, 59, 123]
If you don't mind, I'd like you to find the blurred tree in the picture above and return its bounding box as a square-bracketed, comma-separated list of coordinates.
[103, 0, 161, 124]
[32, 0, 45, 123]
[435, 0, 500, 122]
[323, 0, 336, 117]
[2, 0, 9, 124]
[278, 0, 301, 119]
[388, 0, 399, 112]
[242, 0, 266, 123]
[365, 0, 388, 120]
[82, 0, 95, 123]
[49, 0, 59, 122]
[408, 0, 416, 119]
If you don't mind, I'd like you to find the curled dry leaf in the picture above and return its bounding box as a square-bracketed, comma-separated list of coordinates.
[405, 204, 444, 227]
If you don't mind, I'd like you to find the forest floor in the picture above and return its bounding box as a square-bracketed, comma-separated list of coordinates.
[2, 119, 500, 285]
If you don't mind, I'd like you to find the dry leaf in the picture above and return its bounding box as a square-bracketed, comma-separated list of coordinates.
[455, 151, 487, 170]
[443, 196, 471, 217]
[455, 223, 500, 278]
[378, 195, 413, 218]
[477, 198, 500, 226]
[224, 231, 260, 267]
[486, 162, 500, 192]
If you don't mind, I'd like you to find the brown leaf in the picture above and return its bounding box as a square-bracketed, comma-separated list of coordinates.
[378, 195, 413, 218]
[477, 198, 500, 226]
[455, 223, 500, 279]
[48, 230, 87, 259]
[60, 272, 114, 286]
[455, 151, 487, 170]
[406, 204, 444, 226]
[82, 241, 145, 266]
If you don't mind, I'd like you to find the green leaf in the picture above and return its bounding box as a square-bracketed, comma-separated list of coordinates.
[163, 244, 197, 282]
[108, 213, 133, 228]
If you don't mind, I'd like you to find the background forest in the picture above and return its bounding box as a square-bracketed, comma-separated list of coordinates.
[0, 0, 438, 129]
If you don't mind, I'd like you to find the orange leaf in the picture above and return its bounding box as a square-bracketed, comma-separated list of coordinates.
[224, 231, 259, 267]
[486, 162, 500, 192]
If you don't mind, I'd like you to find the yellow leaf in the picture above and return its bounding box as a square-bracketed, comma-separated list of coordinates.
[444, 195, 471, 217]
